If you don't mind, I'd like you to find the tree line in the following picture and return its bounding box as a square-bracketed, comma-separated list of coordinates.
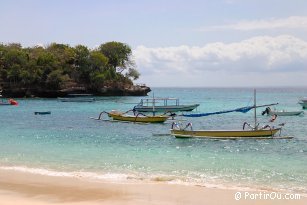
[0, 42, 140, 92]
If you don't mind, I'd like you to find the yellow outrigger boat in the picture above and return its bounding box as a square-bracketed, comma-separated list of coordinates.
[171, 90, 291, 139]
[106, 110, 169, 123]
[170, 126, 282, 139]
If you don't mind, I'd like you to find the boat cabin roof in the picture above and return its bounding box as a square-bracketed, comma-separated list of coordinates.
[139, 98, 180, 106]
[140, 97, 178, 101]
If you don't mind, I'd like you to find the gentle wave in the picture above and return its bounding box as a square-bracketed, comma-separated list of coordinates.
[0, 165, 250, 191]
[1, 165, 306, 196]
[0, 166, 129, 182]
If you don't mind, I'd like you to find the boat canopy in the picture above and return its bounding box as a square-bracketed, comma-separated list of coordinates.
[182, 103, 278, 117]
[139, 98, 180, 106]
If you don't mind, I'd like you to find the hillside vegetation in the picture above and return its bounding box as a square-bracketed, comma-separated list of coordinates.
[0, 42, 149, 97]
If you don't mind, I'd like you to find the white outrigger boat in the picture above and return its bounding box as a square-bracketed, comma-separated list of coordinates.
[134, 97, 199, 113]
[298, 98, 307, 109]
[171, 90, 292, 139]
[262, 107, 303, 116]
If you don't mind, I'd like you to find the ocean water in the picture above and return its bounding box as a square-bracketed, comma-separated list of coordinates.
[0, 87, 306, 194]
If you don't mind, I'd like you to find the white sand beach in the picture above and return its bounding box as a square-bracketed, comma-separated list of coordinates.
[0, 169, 305, 205]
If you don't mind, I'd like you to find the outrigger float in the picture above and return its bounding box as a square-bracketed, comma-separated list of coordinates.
[171, 90, 292, 139]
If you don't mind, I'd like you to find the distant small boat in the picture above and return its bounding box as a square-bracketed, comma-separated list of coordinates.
[107, 110, 169, 123]
[34, 111, 51, 115]
[262, 107, 303, 116]
[134, 97, 199, 112]
[298, 98, 307, 109]
[0, 101, 11, 105]
[58, 94, 95, 102]
[0, 98, 18, 106]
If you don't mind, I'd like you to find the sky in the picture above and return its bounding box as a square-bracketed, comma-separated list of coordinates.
[1, 0, 307, 87]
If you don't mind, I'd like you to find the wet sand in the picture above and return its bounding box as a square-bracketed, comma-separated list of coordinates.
[0, 169, 305, 205]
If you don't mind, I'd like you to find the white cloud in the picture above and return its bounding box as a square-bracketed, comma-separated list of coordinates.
[202, 16, 307, 31]
[133, 35, 307, 87]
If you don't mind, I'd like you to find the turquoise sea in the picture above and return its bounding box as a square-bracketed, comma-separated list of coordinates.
[0, 87, 306, 194]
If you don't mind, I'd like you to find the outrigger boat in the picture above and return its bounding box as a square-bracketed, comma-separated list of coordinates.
[262, 107, 303, 116]
[134, 97, 199, 113]
[34, 111, 51, 115]
[171, 90, 291, 139]
[171, 127, 282, 139]
[97, 110, 169, 123]
[298, 98, 307, 109]
[0, 96, 18, 106]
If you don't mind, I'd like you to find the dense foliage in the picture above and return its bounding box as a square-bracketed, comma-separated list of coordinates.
[0, 42, 140, 92]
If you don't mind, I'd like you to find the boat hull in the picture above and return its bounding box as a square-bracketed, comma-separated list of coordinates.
[0, 103, 11, 105]
[134, 104, 199, 112]
[34, 111, 51, 115]
[170, 128, 281, 139]
[299, 102, 307, 109]
[269, 111, 303, 116]
[109, 113, 169, 123]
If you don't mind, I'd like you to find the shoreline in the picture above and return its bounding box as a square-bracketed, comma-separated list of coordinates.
[0, 169, 306, 205]
[1, 165, 306, 196]
[2, 165, 306, 196]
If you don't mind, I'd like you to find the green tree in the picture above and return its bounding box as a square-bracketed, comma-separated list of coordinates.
[126, 68, 140, 80]
[0, 41, 142, 95]
[46, 69, 70, 89]
[74, 45, 90, 83]
[99, 41, 134, 73]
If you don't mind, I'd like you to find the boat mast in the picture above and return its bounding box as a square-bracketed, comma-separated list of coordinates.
[153, 92, 155, 116]
[254, 89, 257, 130]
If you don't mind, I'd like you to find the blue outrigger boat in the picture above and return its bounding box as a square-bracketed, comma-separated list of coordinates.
[34, 111, 51, 115]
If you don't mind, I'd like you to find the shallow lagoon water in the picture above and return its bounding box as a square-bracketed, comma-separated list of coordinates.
[0, 87, 306, 193]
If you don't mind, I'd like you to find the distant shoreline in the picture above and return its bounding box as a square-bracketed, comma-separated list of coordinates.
[1, 84, 151, 98]
[147, 86, 307, 89]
